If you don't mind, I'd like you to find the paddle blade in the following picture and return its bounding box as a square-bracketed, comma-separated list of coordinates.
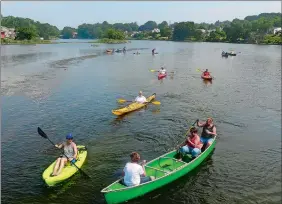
[196, 68, 201, 72]
[117, 99, 127, 103]
[37, 127, 48, 139]
[151, 101, 161, 105]
[150, 69, 157, 72]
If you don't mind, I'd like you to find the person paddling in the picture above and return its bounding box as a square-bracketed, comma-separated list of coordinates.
[197, 118, 217, 150]
[203, 69, 210, 76]
[152, 48, 156, 55]
[159, 67, 166, 75]
[177, 127, 203, 160]
[51, 133, 78, 176]
[122, 152, 155, 187]
[135, 91, 148, 104]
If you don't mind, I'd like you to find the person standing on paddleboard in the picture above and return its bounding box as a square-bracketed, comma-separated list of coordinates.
[197, 118, 217, 150]
[51, 133, 78, 176]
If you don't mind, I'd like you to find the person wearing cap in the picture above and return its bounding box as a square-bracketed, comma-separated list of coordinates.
[51, 133, 78, 176]
[203, 69, 210, 76]
[196, 118, 217, 149]
[159, 66, 166, 75]
[122, 152, 155, 187]
[176, 127, 203, 160]
[134, 91, 148, 104]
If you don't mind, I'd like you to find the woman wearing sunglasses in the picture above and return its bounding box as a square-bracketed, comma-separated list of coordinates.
[177, 127, 203, 161]
[51, 133, 78, 176]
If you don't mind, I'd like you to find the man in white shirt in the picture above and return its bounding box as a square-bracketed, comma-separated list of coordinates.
[123, 152, 155, 187]
[135, 91, 147, 104]
[159, 67, 166, 75]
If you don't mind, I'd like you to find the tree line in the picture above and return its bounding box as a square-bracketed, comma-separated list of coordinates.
[1, 13, 281, 44]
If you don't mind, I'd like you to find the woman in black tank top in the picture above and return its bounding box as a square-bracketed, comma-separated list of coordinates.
[196, 118, 217, 149]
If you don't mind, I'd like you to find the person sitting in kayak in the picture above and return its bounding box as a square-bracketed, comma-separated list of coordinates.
[123, 47, 126, 52]
[135, 91, 148, 104]
[197, 118, 217, 149]
[152, 48, 156, 55]
[203, 69, 210, 76]
[159, 67, 166, 75]
[122, 152, 155, 187]
[51, 133, 78, 176]
[177, 127, 203, 160]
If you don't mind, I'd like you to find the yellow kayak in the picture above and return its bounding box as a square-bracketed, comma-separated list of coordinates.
[112, 93, 156, 116]
[42, 145, 87, 186]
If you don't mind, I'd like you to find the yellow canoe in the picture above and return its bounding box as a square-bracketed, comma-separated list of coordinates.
[112, 93, 156, 116]
[42, 145, 87, 186]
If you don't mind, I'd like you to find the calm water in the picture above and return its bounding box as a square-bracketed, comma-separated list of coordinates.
[1, 40, 281, 204]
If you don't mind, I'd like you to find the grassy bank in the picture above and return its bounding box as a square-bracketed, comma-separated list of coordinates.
[1, 38, 54, 45]
[93, 38, 128, 44]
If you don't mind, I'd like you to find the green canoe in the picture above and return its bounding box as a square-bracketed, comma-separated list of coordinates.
[101, 136, 217, 204]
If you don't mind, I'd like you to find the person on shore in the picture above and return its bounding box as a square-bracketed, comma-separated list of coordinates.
[159, 67, 166, 75]
[135, 91, 147, 104]
[177, 127, 203, 160]
[52, 133, 78, 176]
[197, 118, 217, 149]
[122, 152, 155, 187]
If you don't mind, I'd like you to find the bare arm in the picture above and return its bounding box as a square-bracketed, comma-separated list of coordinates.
[72, 143, 78, 160]
[197, 121, 206, 127]
[55, 143, 63, 149]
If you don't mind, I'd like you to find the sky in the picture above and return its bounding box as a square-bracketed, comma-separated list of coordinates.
[1, 1, 281, 29]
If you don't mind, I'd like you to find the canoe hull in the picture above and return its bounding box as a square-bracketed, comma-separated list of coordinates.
[201, 74, 213, 80]
[101, 137, 216, 204]
[158, 73, 167, 80]
[112, 94, 156, 116]
[42, 145, 87, 187]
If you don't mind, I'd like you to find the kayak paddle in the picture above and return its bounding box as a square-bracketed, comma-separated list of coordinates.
[117, 98, 161, 105]
[37, 127, 91, 179]
[150, 69, 174, 73]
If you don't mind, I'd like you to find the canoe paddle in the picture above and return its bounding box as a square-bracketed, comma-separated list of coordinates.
[117, 98, 161, 105]
[37, 127, 91, 179]
[150, 69, 174, 73]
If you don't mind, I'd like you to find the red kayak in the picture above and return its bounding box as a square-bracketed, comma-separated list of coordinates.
[158, 73, 167, 80]
[201, 74, 213, 80]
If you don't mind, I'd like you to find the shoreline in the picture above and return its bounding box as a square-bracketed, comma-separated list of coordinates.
[1, 38, 281, 46]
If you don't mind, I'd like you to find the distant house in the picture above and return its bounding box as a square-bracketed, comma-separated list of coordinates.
[196, 29, 206, 33]
[273, 27, 281, 34]
[1, 26, 16, 39]
[131, 31, 140, 37]
[152, 28, 160, 33]
[72, 32, 77, 38]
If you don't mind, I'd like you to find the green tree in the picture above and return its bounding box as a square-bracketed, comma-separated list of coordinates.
[139, 21, 158, 31]
[160, 27, 172, 39]
[15, 26, 38, 40]
[158, 21, 168, 30]
[61, 26, 76, 39]
[104, 29, 125, 40]
[172, 21, 195, 41]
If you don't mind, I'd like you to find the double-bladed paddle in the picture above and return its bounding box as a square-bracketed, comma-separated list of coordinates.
[117, 98, 161, 105]
[37, 127, 90, 179]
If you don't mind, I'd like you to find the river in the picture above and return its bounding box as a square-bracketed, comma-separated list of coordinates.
[1, 40, 281, 204]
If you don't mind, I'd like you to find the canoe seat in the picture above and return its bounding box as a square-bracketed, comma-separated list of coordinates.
[145, 166, 169, 178]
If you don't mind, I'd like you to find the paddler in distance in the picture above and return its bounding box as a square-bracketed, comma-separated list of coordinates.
[203, 69, 210, 77]
[158, 67, 166, 75]
[135, 91, 148, 104]
[51, 133, 78, 176]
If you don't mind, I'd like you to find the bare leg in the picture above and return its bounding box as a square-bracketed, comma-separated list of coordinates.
[56, 158, 67, 175]
[52, 158, 61, 176]
[205, 142, 212, 149]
